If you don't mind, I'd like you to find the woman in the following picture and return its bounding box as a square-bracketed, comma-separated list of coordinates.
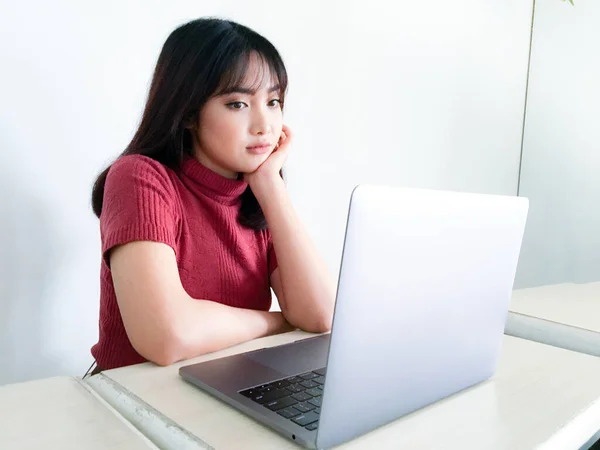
[88, 18, 336, 373]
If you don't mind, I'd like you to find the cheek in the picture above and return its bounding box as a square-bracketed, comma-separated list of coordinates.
[272, 112, 283, 132]
[201, 114, 244, 148]
[225, 120, 246, 141]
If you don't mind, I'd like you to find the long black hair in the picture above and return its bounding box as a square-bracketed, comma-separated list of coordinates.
[91, 18, 288, 229]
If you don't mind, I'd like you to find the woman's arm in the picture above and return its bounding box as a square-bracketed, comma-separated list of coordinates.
[110, 240, 293, 366]
[246, 126, 336, 333]
[262, 181, 336, 332]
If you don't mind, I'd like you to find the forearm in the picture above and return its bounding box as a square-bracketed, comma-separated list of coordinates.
[159, 298, 291, 365]
[111, 241, 292, 367]
[257, 178, 336, 332]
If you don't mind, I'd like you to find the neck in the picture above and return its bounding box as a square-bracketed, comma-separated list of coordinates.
[193, 149, 238, 180]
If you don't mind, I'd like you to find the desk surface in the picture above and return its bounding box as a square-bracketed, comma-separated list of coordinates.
[90, 331, 600, 450]
[510, 282, 600, 332]
[0, 376, 155, 450]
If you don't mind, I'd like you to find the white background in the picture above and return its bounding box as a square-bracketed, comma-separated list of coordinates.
[0, 0, 538, 384]
[514, 0, 600, 289]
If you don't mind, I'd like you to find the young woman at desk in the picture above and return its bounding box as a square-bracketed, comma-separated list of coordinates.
[87, 18, 335, 374]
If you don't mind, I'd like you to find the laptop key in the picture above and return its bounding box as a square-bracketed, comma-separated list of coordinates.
[278, 406, 301, 419]
[258, 385, 274, 393]
[255, 388, 291, 404]
[313, 368, 326, 376]
[273, 380, 290, 389]
[314, 408, 321, 414]
[291, 392, 312, 402]
[305, 422, 318, 431]
[299, 372, 319, 380]
[308, 396, 322, 407]
[293, 402, 315, 413]
[286, 376, 303, 384]
[265, 396, 298, 411]
[313, 376, 326, 385]
[286, 384, 304, 394]
[300, 380, 318, 389]
[239, 388, 256, 398]
[305, 388, 321, 397]
[292, 411, 320, 427]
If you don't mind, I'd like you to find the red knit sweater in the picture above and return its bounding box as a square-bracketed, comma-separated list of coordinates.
[91, 154, 278, 369]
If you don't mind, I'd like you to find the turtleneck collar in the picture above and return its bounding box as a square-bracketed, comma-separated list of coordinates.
[180, 155, 248, 205]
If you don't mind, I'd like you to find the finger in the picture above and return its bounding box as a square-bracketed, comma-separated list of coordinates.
[276, 133, 292, 154]
[279, 127, 292, 147]
[271, 146, 289, 168]
[271, 133, 291, 164]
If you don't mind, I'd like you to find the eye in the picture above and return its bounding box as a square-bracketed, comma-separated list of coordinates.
[268, 99, 281, 107]
[227, 101, 247, 110]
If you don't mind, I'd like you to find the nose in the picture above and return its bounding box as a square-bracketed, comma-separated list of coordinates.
[250, 107, 271, 136]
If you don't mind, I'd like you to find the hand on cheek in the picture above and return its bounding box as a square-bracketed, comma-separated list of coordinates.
[244, 125, 292, 191]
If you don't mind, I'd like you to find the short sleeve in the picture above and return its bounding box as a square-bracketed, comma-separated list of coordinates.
[100, 155, 179, 266]
[267, 230, 279, 275]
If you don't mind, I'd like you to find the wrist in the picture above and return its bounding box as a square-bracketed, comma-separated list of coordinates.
[249, 175, 286, 207]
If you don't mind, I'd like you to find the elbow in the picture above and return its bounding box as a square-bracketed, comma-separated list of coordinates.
[314, 316, 333, 334]
[153, 326, 189, 366]
[313, 298, 335, 333]
[149, 345, 180, 367]
[130, 325, 187, 367]
[287, 299, 334, 334]
[304, 311, 334, 334]
[307, 289, 336, 333]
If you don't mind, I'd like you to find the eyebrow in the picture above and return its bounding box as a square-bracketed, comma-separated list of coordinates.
[220, 84, 281, 96]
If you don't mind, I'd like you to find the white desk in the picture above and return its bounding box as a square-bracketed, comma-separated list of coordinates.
[87, 331, 600, 450]
[507, 282, 600, 357]
[0, 376, 156, 450]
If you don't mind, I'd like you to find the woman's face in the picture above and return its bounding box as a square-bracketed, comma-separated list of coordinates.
[191, 53, 284, 179]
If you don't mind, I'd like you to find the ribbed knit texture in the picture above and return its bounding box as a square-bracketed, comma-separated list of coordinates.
[91, 154, 277, 369]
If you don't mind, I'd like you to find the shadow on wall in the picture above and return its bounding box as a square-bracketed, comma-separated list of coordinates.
[0, 161, 68, 385]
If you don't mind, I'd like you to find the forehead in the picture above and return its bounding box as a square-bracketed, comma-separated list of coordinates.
[242, 53, 278, 90]
[221, 52, 279, 95]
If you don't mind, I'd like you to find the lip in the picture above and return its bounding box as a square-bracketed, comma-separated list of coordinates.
[246, 144, 272, 155]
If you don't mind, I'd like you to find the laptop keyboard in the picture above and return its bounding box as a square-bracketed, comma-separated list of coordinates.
[239, 367, 326, 431]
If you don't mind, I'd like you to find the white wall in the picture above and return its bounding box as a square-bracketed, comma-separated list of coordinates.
[0, 0, 533, 385]
[515, 0, 600, 289]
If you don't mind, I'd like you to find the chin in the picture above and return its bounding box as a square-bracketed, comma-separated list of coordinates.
[241, 163, 264, 175]
[240, 154, 271, 173]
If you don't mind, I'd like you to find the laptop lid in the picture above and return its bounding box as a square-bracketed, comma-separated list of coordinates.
[316, 185, 528, 449]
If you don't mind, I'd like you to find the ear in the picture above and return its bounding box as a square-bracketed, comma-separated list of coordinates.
[184, 112, 198, 130]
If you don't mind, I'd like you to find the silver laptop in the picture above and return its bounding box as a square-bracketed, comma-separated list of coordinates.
[179, 184, 529, 449]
